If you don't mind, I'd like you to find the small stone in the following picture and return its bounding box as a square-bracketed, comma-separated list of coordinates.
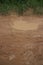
[9, 54, 15, 61]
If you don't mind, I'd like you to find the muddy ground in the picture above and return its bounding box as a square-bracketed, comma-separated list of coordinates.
[0, 15, 43, 65]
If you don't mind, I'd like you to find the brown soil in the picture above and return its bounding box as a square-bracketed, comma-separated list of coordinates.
[0, 15, 43, 65]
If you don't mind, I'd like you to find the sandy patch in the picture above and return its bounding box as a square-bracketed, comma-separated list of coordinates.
[12, 20, 40, 30]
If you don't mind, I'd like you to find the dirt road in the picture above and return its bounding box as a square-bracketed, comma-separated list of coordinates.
[0, 15, 43, 65]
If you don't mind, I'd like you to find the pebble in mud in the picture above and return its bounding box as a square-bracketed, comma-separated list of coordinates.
[9, 54, 15, 61]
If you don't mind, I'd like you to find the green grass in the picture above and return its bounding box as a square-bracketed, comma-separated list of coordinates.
[0, 0, 43, 15]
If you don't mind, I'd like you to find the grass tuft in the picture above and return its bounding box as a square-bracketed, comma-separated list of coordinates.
[0, 0, 43, 15]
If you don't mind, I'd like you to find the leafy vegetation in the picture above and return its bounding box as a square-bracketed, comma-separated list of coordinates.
[0, 0, 43, 15]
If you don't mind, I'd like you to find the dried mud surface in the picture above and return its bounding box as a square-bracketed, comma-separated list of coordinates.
[0, 15, 43, 65]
